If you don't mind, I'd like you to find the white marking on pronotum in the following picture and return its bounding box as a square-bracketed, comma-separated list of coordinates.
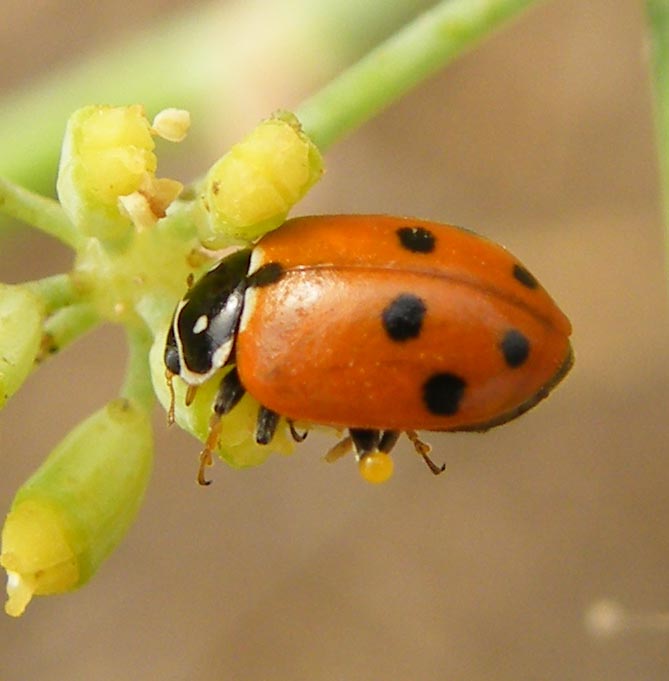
[239, 246, 266, 334]
[193, 314, 209, 334]
[238, 287, 258, 335]
[247, 245, 266, 277]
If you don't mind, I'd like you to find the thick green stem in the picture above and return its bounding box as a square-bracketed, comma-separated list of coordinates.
[40, 304, 99, 362]
[296, 0, 544, 151]
[25, 274, 79, 315]
[646, 0, 669, 264]
[120, 326, 155, 411]
[0, 0, 434, 193]
[0, 177, 80, 249]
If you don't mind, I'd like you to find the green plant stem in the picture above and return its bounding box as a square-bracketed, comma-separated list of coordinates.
[120, 326, 155, 411]
[0, 0, 433, 194]
[0, 177, 80, 249]
[296, 0, 543, 151]
[25, 274, 78, 315]
[40, 304, 99, 362]
[646, 0, 669, 256]
[0, 0, 541, 239]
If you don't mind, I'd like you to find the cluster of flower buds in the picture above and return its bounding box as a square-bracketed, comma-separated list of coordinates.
[0, 104, 323, 615]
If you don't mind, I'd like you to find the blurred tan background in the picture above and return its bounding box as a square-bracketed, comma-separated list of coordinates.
[1, 0, 668, 679]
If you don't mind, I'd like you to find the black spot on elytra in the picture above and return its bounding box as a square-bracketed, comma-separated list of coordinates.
[423, 373, 466, 416]
[500, 329, 530, 368]
[247, 262, 284, 287]
[396, 226, 436, 254]
[513, 263, 538, 289]
[382, 294, 426, 342]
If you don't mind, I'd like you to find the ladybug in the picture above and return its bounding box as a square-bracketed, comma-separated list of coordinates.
[165, 215, 573, 484]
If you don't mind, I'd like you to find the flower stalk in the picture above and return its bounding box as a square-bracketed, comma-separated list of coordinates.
[0, 285, 44, 407]
[1, 399, 153, 616]
[24, 274, 79, 315]
[297, 0, 545, 150]
[0, 177, 80, 249]
[40, 304, 99, 362]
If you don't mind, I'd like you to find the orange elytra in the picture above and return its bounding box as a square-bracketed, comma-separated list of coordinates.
[165, 214, 573, 483]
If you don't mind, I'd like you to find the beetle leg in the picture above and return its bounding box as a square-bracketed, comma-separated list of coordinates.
[213, 367, 245, 415]
[196, 368, 246, 486]
[406, 430, 445, 475]
[324, 435, 352, 463]
[349, 429, 381, 456]
[327, 429, 393, 464]
[378, 430, 400, 453]
[255, 406, 280, 445]
[351, 429, 394, 482]
[198, 416, 223, 486]
[288, 420, 309, 442]
[324, 430, 398, 472]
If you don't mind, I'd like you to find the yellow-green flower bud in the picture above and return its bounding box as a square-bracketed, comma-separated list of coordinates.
[149, 329, 293, 471]
[198, 111, 324, 248]
[0, 284, 44, 409]
[57, 105, 184, 245]
[1, 399, 153, 616]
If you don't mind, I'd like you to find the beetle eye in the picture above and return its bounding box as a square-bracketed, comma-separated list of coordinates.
[164, 340, 181, 375]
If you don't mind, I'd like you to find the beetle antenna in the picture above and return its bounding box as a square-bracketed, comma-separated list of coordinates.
[165, 370, 177, 426]
[406, 430, 445, 475]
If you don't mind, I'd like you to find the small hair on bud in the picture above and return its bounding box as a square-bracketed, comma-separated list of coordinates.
[152, 109, 191, 143]
[118, 192, 156, 231]
[118, 176, 184, 231]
